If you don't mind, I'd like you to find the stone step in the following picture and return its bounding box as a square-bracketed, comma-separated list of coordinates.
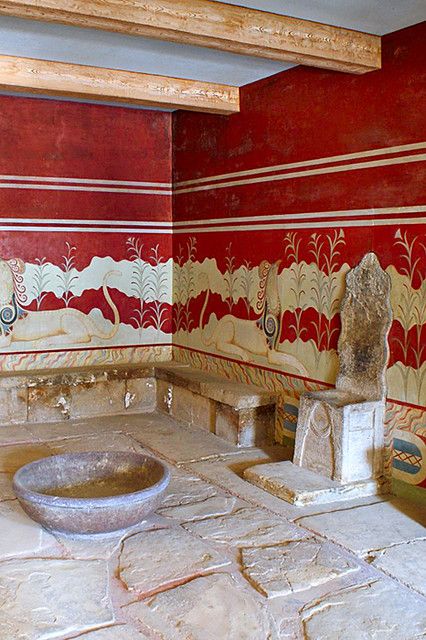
[244, 460, 390, 506]
[155, 364, 277, 447]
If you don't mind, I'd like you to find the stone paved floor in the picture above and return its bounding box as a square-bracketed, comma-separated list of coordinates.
[1, 411, 426, 639]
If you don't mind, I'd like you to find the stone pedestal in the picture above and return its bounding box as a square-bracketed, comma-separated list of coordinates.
[294, 392, 386, 484]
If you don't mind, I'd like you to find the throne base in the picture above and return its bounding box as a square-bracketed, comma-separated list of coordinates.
[244, 461, 391, 507]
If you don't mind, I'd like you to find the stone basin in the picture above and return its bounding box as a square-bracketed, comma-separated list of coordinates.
[13, 451, 170, 535]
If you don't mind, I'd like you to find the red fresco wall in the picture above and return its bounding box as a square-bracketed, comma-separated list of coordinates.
[172, 22, 426, 495]
[0, 97, 173, 370]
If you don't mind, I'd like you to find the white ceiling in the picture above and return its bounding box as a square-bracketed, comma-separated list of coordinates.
[0, 1, 424, 108]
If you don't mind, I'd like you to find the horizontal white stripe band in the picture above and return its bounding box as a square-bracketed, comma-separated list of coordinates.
[0, 226, 171, 234]
[0, 206, 424, 232]
[174, 217, 426, 233]
[0, 217, 172, 227]
[175, 141, 426, 187]
[0, 174, 172, 188]
[175, 153, 426, 194]
[0, 183, 171, 195]
[174, 206, 426, 227]
[0, 215, 423, 234]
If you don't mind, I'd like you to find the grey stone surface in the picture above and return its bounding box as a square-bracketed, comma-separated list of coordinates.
[75, 625, 148, 639]
[155, 364, 276, 408]
[0, 558, 113, 639]
[0, 499, 56, 559]
[119, 527, 231, 594]
[0, 443, 52, 473]
[245, 460, 386, 506]
[126, 573, 277, 639]
[183, 506, 306, 547]
[27, 415, 125, 441]
[125, 377, 156, 413]
[299, 499, 426, 556]
[128, 413, 240, 463]
[0, 424, 37, 446]
[28, 384, 72, 423]
[295, 394, 387, 484]
[162, 469, 219, 508]
[158, 494, 238, 521]
[0, 473, 14, 501]
[371, 539, 426, 597]
[215, 402, 275, 447]
[241, 540, 360, 598]
[301, 579, 426, 640]
[159, 381, 216, 432]
[69, 380, 126, 419]
[0, 386, 28, 424]
[336, 252, 392, 402]
[47, 431, 146, 455]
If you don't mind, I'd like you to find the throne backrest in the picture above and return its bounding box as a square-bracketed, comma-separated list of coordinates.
[336, 252, 392, 401]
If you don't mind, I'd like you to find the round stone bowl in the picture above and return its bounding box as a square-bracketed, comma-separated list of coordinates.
[13, 451, 170, 535]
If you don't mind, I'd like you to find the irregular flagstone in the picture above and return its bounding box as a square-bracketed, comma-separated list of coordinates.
[371, 539, 426, 597]
[0, 473, 14, 501]
[27, 417, 125, 442]
[301, 579, 426, 640]
[55, 530, 125, 561]
[0, 500, 56, 559]
[119, 527, 231, 594]
[158, 495, 238, 521]
[127, 414, 240, 463]
[298, 499, 426, 556]
[161, 470, 219, 508]
[0, 424, 39, 446]
[241, 539, 360, 598]
[75, 625, 148, 639]
[126, 573, 278, 640]
[0, 443, 52, 473]
[0, 558, 113, 640]
[47, 432, 146, 455]
[55, 520, 158, 561]
[183, 507, 307, 547]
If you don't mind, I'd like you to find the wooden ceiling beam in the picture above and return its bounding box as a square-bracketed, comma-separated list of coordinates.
[0, 0, 381, 74]
[0, 55, 240, 114]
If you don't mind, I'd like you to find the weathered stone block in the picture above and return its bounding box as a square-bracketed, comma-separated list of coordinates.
[124, 377, 156, 413]
[0, 558, 113, 639]
[119, 528, 230, 594]
[126, 573, 275, 639]
[0, 386, 28, 424]
[28, 385, 71, 423]
[294, 393, 386, 483]
[156, 381, 214, 431]
[69, 380, 126, 419]
[215, 402, 275, 447]
[244, 460, 388, 506]
[156, 379, 173, 415]
[241, 539, 360, 598]
[172, 386, 214, 431]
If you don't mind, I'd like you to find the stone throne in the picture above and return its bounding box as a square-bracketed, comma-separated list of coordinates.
[245, 252, 393, 506]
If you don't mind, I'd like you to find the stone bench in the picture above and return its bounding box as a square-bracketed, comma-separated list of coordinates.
[155, 364, 277, 447]
[0, 364, 158, 425]
[0, 363, 277, 447]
